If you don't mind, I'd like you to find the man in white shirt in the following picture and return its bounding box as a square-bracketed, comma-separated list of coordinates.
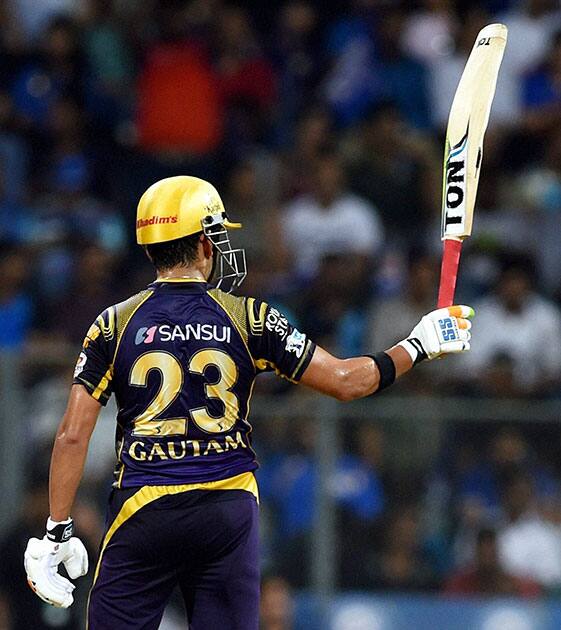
[281, 150, 384, 280]
[463, 255, 561, 395]
[498, 472, 561, 587]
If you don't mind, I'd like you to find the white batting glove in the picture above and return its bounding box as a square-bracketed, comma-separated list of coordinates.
[399, 305, 474, 363]
[24, 518, 88, 608]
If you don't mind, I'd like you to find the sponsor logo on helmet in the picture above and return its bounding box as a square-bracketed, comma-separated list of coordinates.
[285, 329, 306, 358]
[206, 198, 222, 215]
[137, 215, 178, 229]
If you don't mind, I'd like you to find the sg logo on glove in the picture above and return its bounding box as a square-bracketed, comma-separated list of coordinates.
[438, 318, 459, 342]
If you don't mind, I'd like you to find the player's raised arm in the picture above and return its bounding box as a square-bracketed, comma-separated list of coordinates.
[300, 305, 474, 400]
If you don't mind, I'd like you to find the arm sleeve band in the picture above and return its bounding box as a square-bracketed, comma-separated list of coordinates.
[365, 352, 396, 393]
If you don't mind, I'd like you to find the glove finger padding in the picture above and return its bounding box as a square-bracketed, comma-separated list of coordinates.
[25, 552, 75, 608]
[457, 328, 471, 342]
[445, 305, 475, 319]
[62, 538, 89, 579]
[24, 536, 82, 608]
[442, 339, 470, 354]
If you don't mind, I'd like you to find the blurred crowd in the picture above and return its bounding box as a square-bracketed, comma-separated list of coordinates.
[2, 0, 561, 628]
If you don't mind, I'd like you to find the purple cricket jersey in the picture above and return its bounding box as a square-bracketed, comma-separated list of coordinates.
[73, 279, 315, 489]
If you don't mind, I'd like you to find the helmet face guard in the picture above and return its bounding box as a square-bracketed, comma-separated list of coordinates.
[202, 213, 247, 293]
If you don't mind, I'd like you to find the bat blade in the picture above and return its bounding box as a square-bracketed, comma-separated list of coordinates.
[437, 23, 508, 308]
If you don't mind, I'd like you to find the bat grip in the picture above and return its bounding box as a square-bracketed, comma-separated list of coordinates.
[437, 239, 463, 308]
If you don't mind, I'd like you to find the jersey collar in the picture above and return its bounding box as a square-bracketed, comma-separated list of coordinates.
[149, 278, 209, 292]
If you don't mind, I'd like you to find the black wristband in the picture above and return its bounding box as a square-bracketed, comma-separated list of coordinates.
[366, 352, 396, 393]
[46, 519, 74, 543]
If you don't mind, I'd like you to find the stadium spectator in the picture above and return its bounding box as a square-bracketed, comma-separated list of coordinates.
[462, 254, 561, 395]
[42, 245, 124, 345]
[0, 244, 33, 351]
[444, 528, 541, 597]
[260, 575, 294, 630]
[401, 0, 457, 64]
[457, 429, 557, 519]
[298, 253, 371, 355]
[498, 471, 561, 587]
[281, 150, 383, 281]
[82, 0, 134, 131]
[272, 1, 320, 147]
[371, 6, 431, 130]
[345, 101, 439, 246]
[515, 120, 561, 294]
[279, 107, 333, 200]
[10, 16, 85, 129]
[136, 33, 223, 155]
[370, 506, 439, 592]
[322, 0, 379, 126]
[522, 30, 561, 136]
[214, 6, 277, 159]
[263, 421, 385, 587]
[367, 249, 439, 351]
[496, 0, 561, 124]
[452, 429, 558, 568]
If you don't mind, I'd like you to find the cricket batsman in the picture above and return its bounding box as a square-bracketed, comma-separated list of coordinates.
[24, 176, 474, 629]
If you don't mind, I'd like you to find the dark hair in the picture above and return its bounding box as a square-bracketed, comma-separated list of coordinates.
[145, 233, 202, 271]
[477, 528, 497, 545]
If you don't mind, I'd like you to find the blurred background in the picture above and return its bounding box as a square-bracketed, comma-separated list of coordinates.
[1, 0, 561, 628]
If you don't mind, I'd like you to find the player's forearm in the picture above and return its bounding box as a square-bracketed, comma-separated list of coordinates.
[337, 346, 413, 401]
[300, 345, 412, 402]
[48, 385, 101, 522]
[49, 426, 90, 522]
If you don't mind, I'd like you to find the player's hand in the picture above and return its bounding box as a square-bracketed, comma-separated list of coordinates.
[399, 305, 474, 363]
[24, 518, 88, 608]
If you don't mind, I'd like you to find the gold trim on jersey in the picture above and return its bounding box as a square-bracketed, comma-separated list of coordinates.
[92, 368, 113, 401]
[112, 290, 154, 363]
[255, 357, 302, 384]
[290, 339, 314, 381]
[208, 289, 255, 369]
[153, 278, 207, 283]
[97, 308, 116, 342]
[246, 297, 267, 336]
[115, 433, 126, 488]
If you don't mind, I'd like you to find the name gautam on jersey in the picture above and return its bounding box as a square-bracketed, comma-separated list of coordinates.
[73, 280, 315, 489]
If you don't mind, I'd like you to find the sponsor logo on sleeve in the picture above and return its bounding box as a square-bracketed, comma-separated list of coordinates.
[74, 352, 87, 378]
[285, 329, 306, 358]
[266, 308, 289, 340]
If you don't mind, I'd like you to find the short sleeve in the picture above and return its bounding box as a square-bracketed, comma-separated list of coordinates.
[72, 309, 115, 405]
[246, 298, 316, 383]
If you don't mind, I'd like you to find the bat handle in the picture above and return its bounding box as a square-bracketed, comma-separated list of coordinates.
[437, 239, 463, 308]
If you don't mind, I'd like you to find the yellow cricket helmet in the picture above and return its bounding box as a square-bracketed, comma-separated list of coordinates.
[136, 175, 241, 244]
[137, 176, 246, 292]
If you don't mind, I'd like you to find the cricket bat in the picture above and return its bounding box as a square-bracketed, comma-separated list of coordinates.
[437, 23, 508, 308]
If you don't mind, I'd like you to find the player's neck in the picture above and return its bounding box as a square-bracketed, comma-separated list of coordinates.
[156, 265, 207, 282]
